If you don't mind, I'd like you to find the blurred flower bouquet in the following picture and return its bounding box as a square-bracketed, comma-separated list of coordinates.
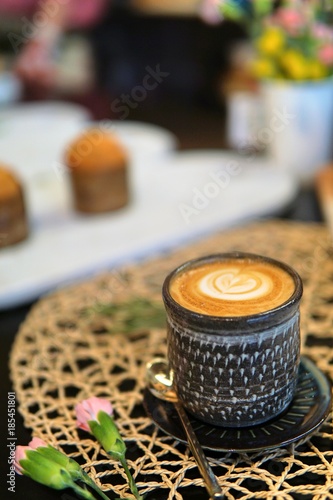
[210, 0, 333, 181]
[217, 0, 333, 81]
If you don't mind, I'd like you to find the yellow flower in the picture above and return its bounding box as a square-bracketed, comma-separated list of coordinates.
[256, 27, 285, 56]
[280, 50, 309, 80]
[307, 60, 328, 80]
[251, 58, 277, 79]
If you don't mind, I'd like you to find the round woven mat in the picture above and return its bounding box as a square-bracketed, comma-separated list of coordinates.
[10, 220, 333, 500]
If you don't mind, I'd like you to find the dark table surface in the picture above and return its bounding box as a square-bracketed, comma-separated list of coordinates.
[0, 186, 323, 500]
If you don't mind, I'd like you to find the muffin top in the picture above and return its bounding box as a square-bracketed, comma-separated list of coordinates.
[0, 166, 22, 200]
[65, 128, 128, 172]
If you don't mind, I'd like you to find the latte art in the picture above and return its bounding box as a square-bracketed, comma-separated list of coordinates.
[170, 258, 295, 316]
[199, 269, 272, 301]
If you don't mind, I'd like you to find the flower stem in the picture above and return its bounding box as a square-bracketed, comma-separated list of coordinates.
[72, 483, 100, 500]
[81, 471, 111, 500]
[119, 456, 142, 500]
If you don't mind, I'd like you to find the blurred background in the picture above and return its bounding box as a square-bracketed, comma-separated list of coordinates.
[0, 0, 247, 148]
[0, 0, 329, 310]
[1, 5, 333, 500]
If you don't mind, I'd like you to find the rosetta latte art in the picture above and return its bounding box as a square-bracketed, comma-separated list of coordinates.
[199, 268, 272, 301]
[169, 258, 296, 316]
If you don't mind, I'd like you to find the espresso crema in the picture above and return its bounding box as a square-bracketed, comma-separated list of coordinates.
[170, 258, 295, 316]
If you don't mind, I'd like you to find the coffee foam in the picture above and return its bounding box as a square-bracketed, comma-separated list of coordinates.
[170, 259, 295, 316]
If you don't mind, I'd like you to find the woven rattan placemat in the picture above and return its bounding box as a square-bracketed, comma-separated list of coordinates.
[10, 220, 333, 499]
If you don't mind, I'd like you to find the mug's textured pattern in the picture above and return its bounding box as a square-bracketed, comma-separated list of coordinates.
[168, 314, 300, 426]
[9, 221, 333, 499]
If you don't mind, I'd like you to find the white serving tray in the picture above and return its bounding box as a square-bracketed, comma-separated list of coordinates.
[0, 149, 298, 309]
[0, 105, 178, 181]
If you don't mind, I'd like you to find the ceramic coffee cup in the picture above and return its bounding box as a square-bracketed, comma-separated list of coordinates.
[162, 252, 303, 427]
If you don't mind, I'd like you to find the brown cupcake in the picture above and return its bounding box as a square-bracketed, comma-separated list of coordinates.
[65, 128, 129, 213]
[0, 166, 28, 248]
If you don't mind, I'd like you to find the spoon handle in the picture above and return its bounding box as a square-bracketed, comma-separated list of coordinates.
[174, 400, 224, 500]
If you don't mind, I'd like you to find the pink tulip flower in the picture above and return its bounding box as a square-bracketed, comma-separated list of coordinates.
[75, 397, 113, 432]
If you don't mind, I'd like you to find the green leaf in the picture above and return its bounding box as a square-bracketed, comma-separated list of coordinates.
[84, 297, 166, 334]
[253, 0, 272, 16]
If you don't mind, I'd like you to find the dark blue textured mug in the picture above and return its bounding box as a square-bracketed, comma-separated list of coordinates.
[162, 252, 303, 427]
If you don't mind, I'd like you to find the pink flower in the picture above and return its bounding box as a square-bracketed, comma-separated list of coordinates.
[75, 398, 140, 498]
[319, 44, 333, 65]
[15, 447, 29, 475]
[14, 437, 109, 497]
[274, 8, 306, 35]
[75, 397, 113, 432]
[15, 437, 47, 475]
[29, 437, 47, 448]
[199, 0, 222, 25]
[312, 22, 333, 42]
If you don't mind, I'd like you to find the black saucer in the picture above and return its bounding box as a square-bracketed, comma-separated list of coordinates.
[144, 357, 332, 452]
